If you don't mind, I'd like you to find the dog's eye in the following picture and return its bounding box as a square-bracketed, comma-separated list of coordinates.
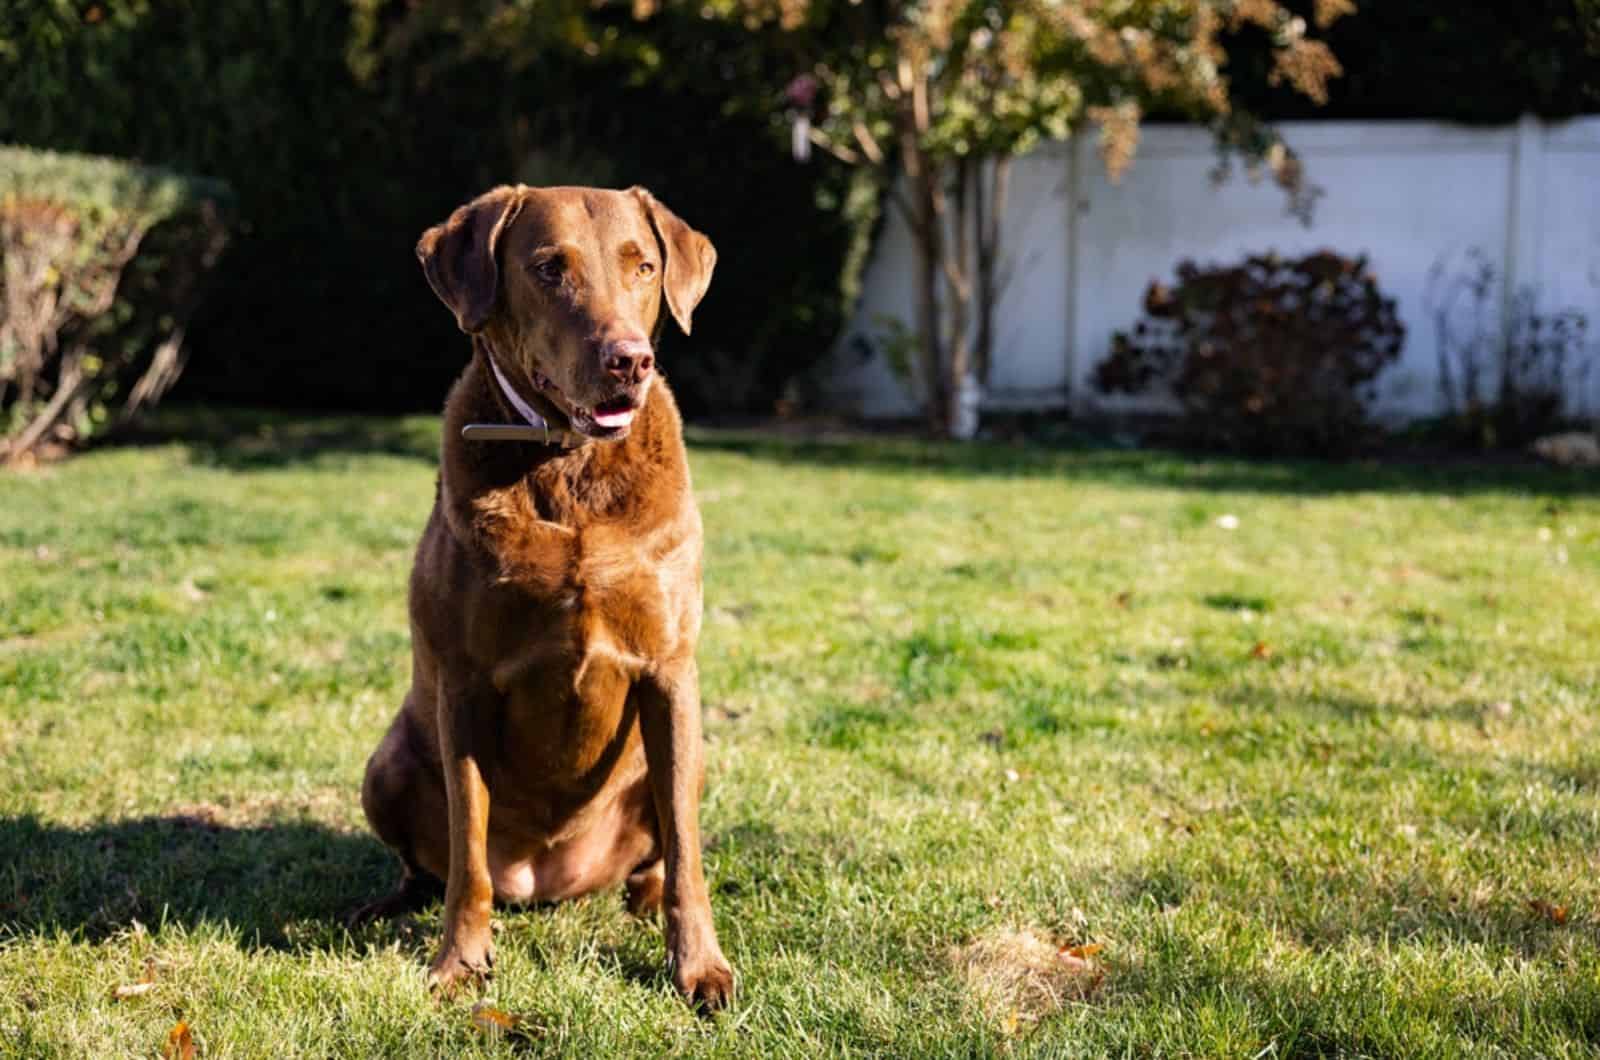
[532, 258, 563, 285]
[637, 261, 656, 279]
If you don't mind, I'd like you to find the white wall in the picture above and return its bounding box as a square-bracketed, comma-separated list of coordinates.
[826, 116, 1600, 422]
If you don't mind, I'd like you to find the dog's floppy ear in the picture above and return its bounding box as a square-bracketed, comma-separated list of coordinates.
[631, 187, 716, 336]
[416, 185, 525, 334]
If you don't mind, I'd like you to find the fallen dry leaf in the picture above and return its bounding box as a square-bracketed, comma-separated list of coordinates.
[162, 1021, 195, 1060]
[1056, 942, 1105, 977]
[112, 958, 158, 1001]
[1250, 641, 1273, 660]
[471, 1003, 519, 1033]
[1529, 898, 1570, 925]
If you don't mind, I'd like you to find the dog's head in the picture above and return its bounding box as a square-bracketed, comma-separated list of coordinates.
[417, 185, 715, 441]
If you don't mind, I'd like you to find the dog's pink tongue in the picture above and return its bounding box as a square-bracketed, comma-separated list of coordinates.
[592, 407, 636, 429]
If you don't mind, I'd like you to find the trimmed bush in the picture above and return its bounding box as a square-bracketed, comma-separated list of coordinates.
[1093, 251, 1404, 456]
[0, 146, 231, 463]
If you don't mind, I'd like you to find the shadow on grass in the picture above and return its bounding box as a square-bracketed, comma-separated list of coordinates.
[106, 406, 440, 471]
[0, 813, 399, 952]
[688, 429, 1600, 498]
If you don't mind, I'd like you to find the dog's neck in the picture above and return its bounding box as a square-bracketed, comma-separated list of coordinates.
[438, 350, 687, 551]
[461, 339, 588, 449]
[441, 346, 674, 487]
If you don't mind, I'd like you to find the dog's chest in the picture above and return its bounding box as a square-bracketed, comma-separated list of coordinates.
[493, 513, 693, 660]
[569, 552, 679, 668]
[485, 532, 693, 789]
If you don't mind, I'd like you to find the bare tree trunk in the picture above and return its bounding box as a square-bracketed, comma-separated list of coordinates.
[942, 157, 975, 437]
[899, 125, 948, 435]
[974, 156, 1010, 387]
[882, 149, 1017, 439]
[877, 56, 1021, 439]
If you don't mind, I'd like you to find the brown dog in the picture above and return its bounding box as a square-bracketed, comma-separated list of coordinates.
[352, 184, 733, 1009]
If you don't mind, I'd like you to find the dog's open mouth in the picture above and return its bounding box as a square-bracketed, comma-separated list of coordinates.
[589, 396, 637, 431]
[531, 369, 639, 438]
[567, 394, 637, 437]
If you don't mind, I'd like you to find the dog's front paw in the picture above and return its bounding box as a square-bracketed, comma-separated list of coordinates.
[672, 947, 735, 1012]
[427, 935, 495, 995]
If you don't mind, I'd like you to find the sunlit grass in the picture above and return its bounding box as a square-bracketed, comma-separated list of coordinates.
[1, 408, 1597, 1057]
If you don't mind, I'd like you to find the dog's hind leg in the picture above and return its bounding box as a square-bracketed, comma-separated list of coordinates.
[347, 862, 444, 926]
[625, 859, 665, 917]
[349, 701, 449, 926]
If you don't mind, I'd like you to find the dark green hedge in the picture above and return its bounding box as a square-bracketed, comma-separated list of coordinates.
[0, 1, 864, 417]
[1, 1, 442, 410]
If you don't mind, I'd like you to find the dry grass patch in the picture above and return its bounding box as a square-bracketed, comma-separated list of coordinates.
[951, 926, 1103, 1033]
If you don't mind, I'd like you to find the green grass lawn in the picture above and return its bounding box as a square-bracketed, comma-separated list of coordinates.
[2, 409, 1598, 1057]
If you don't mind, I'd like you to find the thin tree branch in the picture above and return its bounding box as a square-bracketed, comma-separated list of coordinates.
[4, 352, 85, 462]
[851, 120, 885, 166]
[808, 127, 862, 165]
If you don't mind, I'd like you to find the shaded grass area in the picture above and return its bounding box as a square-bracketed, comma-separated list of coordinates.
[1, 407, 1598, 1057]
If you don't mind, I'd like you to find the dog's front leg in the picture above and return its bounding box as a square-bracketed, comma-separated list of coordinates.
[427, 683, 496, 992]
[638, 661, 734, 1010]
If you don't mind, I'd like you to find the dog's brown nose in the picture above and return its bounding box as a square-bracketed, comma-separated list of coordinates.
[602, 338, 654, 384]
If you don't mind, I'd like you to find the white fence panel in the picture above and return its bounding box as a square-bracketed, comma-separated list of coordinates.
[825, 116, 1600, 423]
